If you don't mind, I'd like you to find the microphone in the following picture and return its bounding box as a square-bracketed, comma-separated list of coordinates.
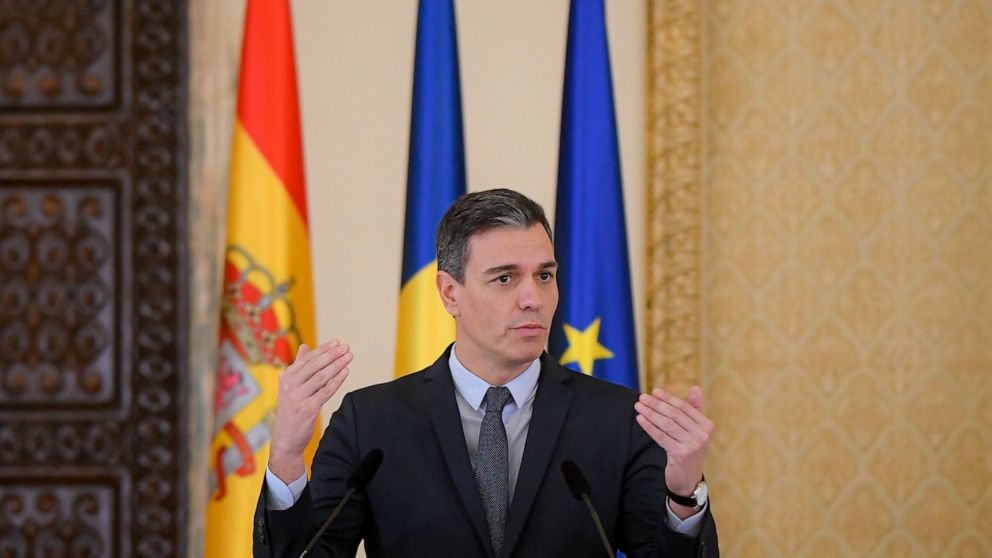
[561, 460, 613, 557]
[347, 448, 383, 490]
[300, 449, 383, 557]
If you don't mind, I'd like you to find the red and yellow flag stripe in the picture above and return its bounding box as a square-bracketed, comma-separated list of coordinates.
[206, 2, 318, 556]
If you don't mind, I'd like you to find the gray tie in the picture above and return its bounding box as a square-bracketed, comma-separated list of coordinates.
[476, 386, 513, 557]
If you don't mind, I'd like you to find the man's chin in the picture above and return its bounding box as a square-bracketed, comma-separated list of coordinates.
[510, 339, 547, 363]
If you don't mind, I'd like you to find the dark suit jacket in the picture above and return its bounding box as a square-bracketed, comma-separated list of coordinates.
[254, 348, 718, 557]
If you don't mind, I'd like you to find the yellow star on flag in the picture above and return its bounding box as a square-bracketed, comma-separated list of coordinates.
[559, 317, 614, 375]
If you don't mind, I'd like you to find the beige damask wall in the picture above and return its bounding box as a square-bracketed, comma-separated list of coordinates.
[648, 0, 992, 556]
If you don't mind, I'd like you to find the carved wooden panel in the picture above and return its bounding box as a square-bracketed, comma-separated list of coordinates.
[0, 0, 187, 556]
[0, 480, 117, 557]
[0, 186, 118, 406]
[0, 0, 117, 108]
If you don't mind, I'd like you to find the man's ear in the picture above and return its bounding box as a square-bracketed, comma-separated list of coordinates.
[436, 270, 460, 317]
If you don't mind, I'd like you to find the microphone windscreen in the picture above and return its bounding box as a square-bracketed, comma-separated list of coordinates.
[561, 460, 591, 500]
[347, 449, 384, 491]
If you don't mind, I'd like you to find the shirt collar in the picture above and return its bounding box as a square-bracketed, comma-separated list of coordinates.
[449, 344, 541, 412]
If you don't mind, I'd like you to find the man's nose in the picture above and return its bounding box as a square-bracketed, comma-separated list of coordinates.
[517, 277, 543, 310]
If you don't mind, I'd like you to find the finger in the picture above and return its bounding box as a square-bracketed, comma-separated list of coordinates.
[686, 385, 704, 413]
[290, 341, 331, 372]
[652, 389, 715, 446]
[637, 394, 697, 433]
[301, 348, 353, 397]
[280, 344, 312, 384]
[312, 367, 350, 405]
[306, 340, 343, 367]
[652, 388, 708, 424]
[283, 342, 328, 381]
[635, 401, 691, 443]
[635, 414, 685, 451]
[288, 342, 345, 384]
[293, 339, 340, 367]
[301, 366, 349, 416]
[654, 389, 715, 441]
[298, 345, 351, 394]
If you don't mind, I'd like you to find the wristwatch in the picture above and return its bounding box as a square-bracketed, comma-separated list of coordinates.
[667, 477, 707, 508]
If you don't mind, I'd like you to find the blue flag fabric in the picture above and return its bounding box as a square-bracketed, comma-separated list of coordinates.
[401, 0, 467, 283]
[549, 0, 640, 394]
[394, 0, 467, 376]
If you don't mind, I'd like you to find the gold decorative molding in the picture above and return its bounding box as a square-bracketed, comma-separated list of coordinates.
[645, 0, 703, 394]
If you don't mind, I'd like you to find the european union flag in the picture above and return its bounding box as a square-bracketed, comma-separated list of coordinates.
[394, 0, 466, 377]
[549, 0, 639, 394]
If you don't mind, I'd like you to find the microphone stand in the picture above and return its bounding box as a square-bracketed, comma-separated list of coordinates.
[299, 486, 356, 558]
[580, 492, 613, 558]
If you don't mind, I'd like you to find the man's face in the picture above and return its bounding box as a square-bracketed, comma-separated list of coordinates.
[438, 224, 559, 376]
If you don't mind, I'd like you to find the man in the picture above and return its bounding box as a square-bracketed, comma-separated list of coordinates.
[254, 189, 718, 557]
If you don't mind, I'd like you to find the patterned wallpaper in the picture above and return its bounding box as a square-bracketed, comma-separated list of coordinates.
[649, 0, 991, 556]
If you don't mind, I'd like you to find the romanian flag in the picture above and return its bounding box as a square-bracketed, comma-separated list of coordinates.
[206, 2, 318, 556]
[549, 0, 640, 396]
[394, 0, 467, 377]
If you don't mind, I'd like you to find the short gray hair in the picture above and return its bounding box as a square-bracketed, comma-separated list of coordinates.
[436, 188, 553, 283]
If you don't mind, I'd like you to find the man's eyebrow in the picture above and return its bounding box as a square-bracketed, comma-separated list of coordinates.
[482, 261, 558, 275]
[483, 264, 520, 275]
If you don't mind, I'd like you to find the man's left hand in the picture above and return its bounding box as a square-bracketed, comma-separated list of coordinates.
[634, 386, 714, 508]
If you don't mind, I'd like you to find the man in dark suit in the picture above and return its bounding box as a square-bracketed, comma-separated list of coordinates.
[254, 189, 718, 557]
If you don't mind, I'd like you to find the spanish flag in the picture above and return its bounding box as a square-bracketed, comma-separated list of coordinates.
[394, 0, 467, 377]
[206, 2, 318, 556]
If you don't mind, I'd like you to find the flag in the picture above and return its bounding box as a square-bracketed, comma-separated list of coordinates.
[549, 0, 640, 395]
[394, 0, 467, 377]
[206, 2, 318, 556]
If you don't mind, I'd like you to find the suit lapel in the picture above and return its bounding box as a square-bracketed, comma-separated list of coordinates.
[500, 355, 572, 558]
[420, 348, 493, 556]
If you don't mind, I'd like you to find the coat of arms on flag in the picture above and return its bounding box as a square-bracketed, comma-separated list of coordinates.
[211, 245, 302, 501]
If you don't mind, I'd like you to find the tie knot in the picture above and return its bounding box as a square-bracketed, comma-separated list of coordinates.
[484, 386, 512, 414]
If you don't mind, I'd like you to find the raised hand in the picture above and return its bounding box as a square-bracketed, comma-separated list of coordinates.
[269, 340, 352, 483]
[634, 386, 713, 515]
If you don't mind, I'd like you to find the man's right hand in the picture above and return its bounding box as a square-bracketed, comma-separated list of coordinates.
[269, 340, 353, 484]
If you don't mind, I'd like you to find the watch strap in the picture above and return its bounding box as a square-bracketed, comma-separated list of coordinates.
[666, 476, 705, 507]
[666, 488, 698, 507]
